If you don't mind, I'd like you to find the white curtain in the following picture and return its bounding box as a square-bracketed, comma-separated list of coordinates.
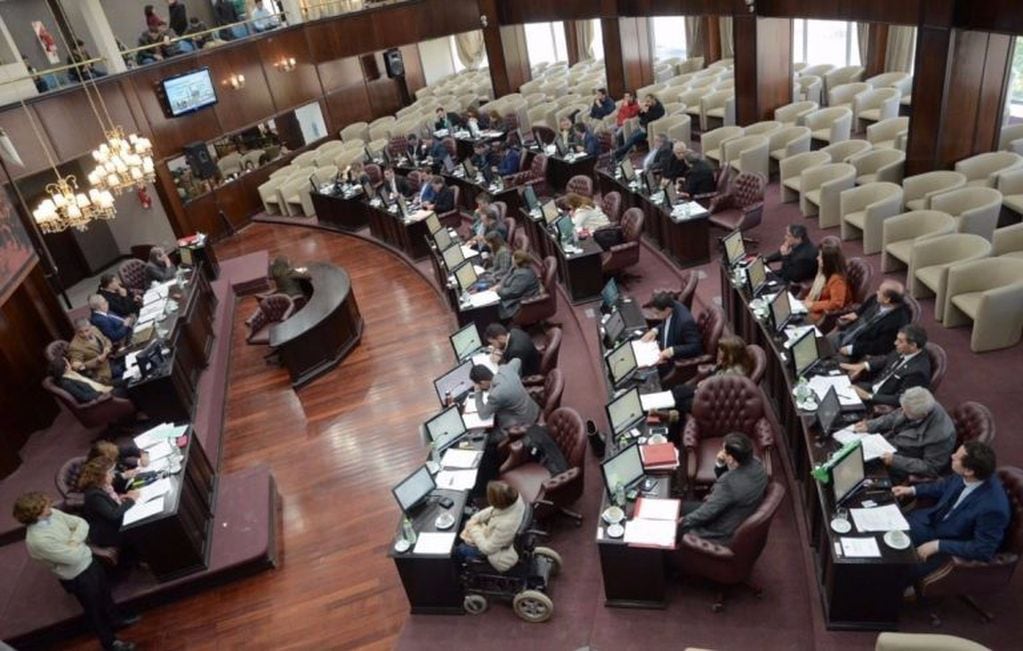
[885, 26, 917, 73]
[455, 30, 486, 70]
[684, 16, 702, 59]
[857, 23, 870, 67]
[719, 16, 733, 59]
[575, 20, 595, 60]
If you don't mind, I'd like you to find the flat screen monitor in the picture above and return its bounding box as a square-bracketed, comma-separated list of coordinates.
[521, 185, 539, 211]
[442, 242, 464, 270]
[449, 323, 482, 361]
[362, 181, 375, 200]
[645, 170, 659, 196]
[396, 194, 409, 217]
[817, 385, 842, 435]
[770, 289, 792, 333]
[601, 278, 620, 311]
[791, 329, 820, 377]
[606, 387, 644, 436]
[601, 442, 645, 498]
[605, 338, 638, 387]
[162, 67, 218, 117]
[425, 406, 467, 452]
[604, 309, 626, 345]
[665, 182, 678, 205]
[555, 215, 574, 242]
[442, 155, 457, 173]
[532, 127, 546, 147]
[620, 158, 636, 182]
[723, 229, 746, 267]
[425, 211, 442, 234]
[392, 465, 436, 514]
[454, 261, 478, 293]
[433, 360, 474, 405]
[746, 256, 767, 297]
[541, 200, 560, 226]
[554, 137, 569, 157]
[433, 225, 453, 251]
[831, 443, 865, 506]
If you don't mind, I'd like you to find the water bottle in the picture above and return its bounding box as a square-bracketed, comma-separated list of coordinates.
[612, 482, 626, 507]
[795, 377, 812, 405]
[401, 516, 417, 544]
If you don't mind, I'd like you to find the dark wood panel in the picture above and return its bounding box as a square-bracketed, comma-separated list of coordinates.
[756, 0, 923, 24]
[206, 42, 277, 134]
[865, 23, 890, 78]
[214, 176, 265, 232]
[316, 56, 367, 95]
[704, 15, 722, 63]
[955, 0, 1023, 34]
[128, 56, 221, 158]
[905, 26, 952, 175]
[365, 77, 405, 120]
[565, 20, 581, 67]
[619, 0, 737, 16]
[619, 17, 654, 93]
[181, 191, 224, 242]
[323, 86, 375, 134]
[256, 28, 323, 113]
[497, 0, 605, 24]
[499, 24, 532, 94]
[974, 33, 1014, 153]
[0, 106, 55, 180]
[399, 44, 427, 96]
[734, 16, 794, 125]
[34, 81, 141, 163]
[601, 12, 626, 98]
[307, 13, 379, 63]
[481, 0, 513, 97]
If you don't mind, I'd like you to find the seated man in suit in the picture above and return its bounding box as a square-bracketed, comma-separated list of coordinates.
[404, 134, 420, 160]
[681, 432, 769, 545]
[417, 135, 448, 162]
[145, 247, 177, 284]
[678, 150, 716, 199]
[466, 193, 504, 245]
[68, 319, 116, 386]
[765, 224, 818, 285]
[380, 167, 412, 201]
[469, 359, 540, 429]
[642, 133, 673, 175]
[493, 251, 541, 320]
[422, 176, 455, 214]
[49, 356, 114, 404]
[469, 142, 491, 172]
[434, 106, 462, 132]
[853, 387, 956, 482]
[641, 291, 703, 365]
[827, 279, 911, 360]
[97, 273, 140, 318]
[484, 323, 541, 377]
[841, 324, 931, 407]
[496, 143, 521, 177]
[572, 122, 600, 157]
[661, 142, 691, 184]
[88, 294, 135, 345]
[893, 441, 1010, 582]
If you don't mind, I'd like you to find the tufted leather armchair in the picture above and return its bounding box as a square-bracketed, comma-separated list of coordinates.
[566, 174, 594, 198]
[526, 368, 565, 422]
[907, 401, 995, 486]
[499, 407, 587, 524]
[513, 256, 558, 328]
[926, 342, 947, 394]
[54, 455, 88, 512]
[905, 294, 921, 324]
[247, 294, 295, 345]
[512, 228, 531, 253]
[45, 340, 70, 362]
[595, 129, 615, 170]
[817, 256, 874, 333]
[671, 481, 786, 612]
[643, 271, 700, 323]
[387, 135, 408, 159]
[505, 154, 549, 198]
[439, 137, 456, 160]
[406, 170, 423, 193]
[917, 466, 1023, 624]
[533, 126, 556, 146]
[689, 344, 767, 387]
[663, 305, 726, 386]
[364, 163, 383, 188]
[118, 258, 148, 294]
[708, 172, 767, 247]
[493, 201, 508, 221]
[601, 207, 644, 276]
[600, 191, 623, 223]
[437, 185, 462, 230]
[523, 327, 562, 386]
[43, 377, 136, 429]
[502, 112, 520, 131]
[502, 214, 516, 245]
[682, 375, 776, 489]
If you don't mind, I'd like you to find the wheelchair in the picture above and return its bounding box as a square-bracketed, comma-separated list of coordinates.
[460, 504, 563, 622]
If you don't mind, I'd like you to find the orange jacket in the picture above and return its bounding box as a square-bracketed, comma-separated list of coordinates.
[808, 274, 851, 315]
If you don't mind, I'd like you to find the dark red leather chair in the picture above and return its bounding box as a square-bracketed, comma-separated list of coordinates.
[904, 294, 921, 324]
[523, 326, 562, 386]
[43, 377, 136, 429]
[387, 135, 408, 159]
[708, 172, 767, 247]
[686, 344, 767, 388]
[54, 455, 88, 512]
[513, 256, 558, 328]
[566, 174, 594, 198]
[671, 481, 786, 612]
[926, 342, 947, 394]
[247, 294, 295, 345]
[45, 340, 70, 363]
[917, 466, 1023, 625]
[441, 137, 458, 159]
[364, 163, 383, 188]
[601, 207, 644, 277]
[499, 407, 586, 524]
[503, 214, 516, 245]
[406, 170, 424, 193]
[526, 369, 564, 423]
[533, 126, 556, 146]
[907, 401, 995, 486]
[643, 271, 700, 325]
[695, 165, 733, 210]
[493, 201, 508, 221]
[118, 258, 148, 294]
[682, 374, 775, 489]
[438, 185, 462, 230]
[600, 191, 623, 223]
[815, 257, 874, 333]
[663, 305, 726, 386]
[506, 154, 549, 198]
[512, 228, 531, 253]
[501, 112, 520, 131]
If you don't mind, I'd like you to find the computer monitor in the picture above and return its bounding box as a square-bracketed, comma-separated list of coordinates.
[555, 215, 574, 243]
[604, 309, 626, 346]
[449, 323, 482, 361]
[521, 185, 539, 211]
[441, 243, 465, 271]
[433, 359, 474, 405]
[645, 169, 659, 196]
[620, 158, 636, 182]
[136, 338, 167, 379]
[791, 329, 820, 377]
[606, 387, 644, 436]
[723, 229, 746, 267]
[664, 182, 678, 206]
[425, 406, 467, 452]
[453, 261, 478, 293]
[605, 338, 638, 387]
[397, 194, 409, 218]
[601, 278, 620, 312]
[541, 200, 560, 226]
[362, 180, 375, 200]
[433, 225, 453, 251]
[442, 155, 457, 173]
[554, 136, 569, 157]
[532, 127, 546, 147]
[178, 246, 194, 266]
[463, 158, 477, 178]
[425, 211, 442, 234]
[601, 442, 645, 498]
[831, 443, 865, 507]
[817, 385, 842, 435]
[392, 465, 436, 515]
[770, 289, 792, 333]
[745, 256, 767, 297]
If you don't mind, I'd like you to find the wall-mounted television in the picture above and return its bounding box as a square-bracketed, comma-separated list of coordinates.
[161, 67, 218, 117]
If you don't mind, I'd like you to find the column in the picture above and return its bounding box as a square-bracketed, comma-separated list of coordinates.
[479, 0, 530, 98]
[278, 0, 305, 25]
[733, 15, 793, 125]
[70, 0, 127, 75]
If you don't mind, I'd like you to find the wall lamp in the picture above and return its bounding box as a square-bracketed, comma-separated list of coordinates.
[275, 57, 297, 72]
[744, 0, 755, 12]
[224, 74, 246, 90]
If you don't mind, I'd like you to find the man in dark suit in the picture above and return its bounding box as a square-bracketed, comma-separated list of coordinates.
[380, 167, 411, 201]
[572, 123, 600, 157]
[680, 151, 716, 198]
[855, 387, 956, 481]
[496, 143, 521, 177]
[681, 432, 769, 545]
[434, 106, 462, 132]
[643, 134, 674, 175]
[97, 274, 140, 318]
[828, 279, 911, 359]
[765, 224, 818, 284]
[88, 294, 135, 345]
[893, 441, 1010, 582]
[484, 323, 541, 377]
[49, 357, 111, 404]
[417, 135, 447, 162]
[423, 176, 454, 214]
[841, 324, 931, 406]
[661, 142, 691, 183]
[589, 88, 615, 120]
[642, 291, 703, 363]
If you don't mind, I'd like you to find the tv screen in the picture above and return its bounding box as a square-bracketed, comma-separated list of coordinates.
[162, 67, 218, 117]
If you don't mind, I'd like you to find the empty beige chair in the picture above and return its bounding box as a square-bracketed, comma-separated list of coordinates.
[527, 103, 553, 128]
[775, 101, 819, 127]
[796, 76, 823, 105]
[270, 166, 295, 179]
[997, 169, 1023, 219]
[882, 210, 957, 272]
[241, 149, 265, 170]
[292, 151, 318, 167]
[340, 121, 369, 143]
[866, 117, 910, 149]
[367, 138, 389, 157]
[701, 126, 744, 168]
[217, 152, 242, 177]
[780, 151, 831, 203]
[339, 138, 365, 153]
[793, 62, 808, 74]
[312, 165, 338, 188]
[743, 121, 782, 138]
[662, 101, 686, 116]
[661, 114, 693, 146]
[954, 151, 1023, 188]
[929, 187, 1003, 242]
[998, 123, 1023, 155]
[839, 182, 905, 253]
[875, 632, 991, 651]
[865, 71, 911, 91]
[848, 148, 905, 185]
[664, 73, 695, 88]
[700, 90, 735, 131]
[679, 56, 704, 74]
[688, 74, 720, 89]
[280, 170, 318, 217]
[854, 88, 901, 129]
[943, 257, 1023, 351]
[903, 171, 967, 211]
[821, 139, 872, 164]
[805, 107, 852, 145]
[769, 126, 812, 166]
[908, 233, 992, 319]
[801, 63, 835, 79]
[800, 162, 856, 228]
[678, 88, 710, 122]
[724, 135, 771, 179]
[708, 57, 733, 71]
[258, 168, 304, 215]
[828, 82, 871, 113]
[713, 78, 735, 91]
[636, 82, 667, 100]
[824, 65, 865, 99]
[993, 222, 1023, 257]
[646, 114, 675, 142]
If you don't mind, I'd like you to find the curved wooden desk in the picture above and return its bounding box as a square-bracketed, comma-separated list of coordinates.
[270, 263, 363, 388]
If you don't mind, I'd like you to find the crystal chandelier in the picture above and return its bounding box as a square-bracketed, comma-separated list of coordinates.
[86, 126, 156, 195]
[32, 175, 115, 234]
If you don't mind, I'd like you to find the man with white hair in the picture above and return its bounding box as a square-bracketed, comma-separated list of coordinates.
[828, 278, 911, 359]
[88, 294, 135, 345]
[853, 386, 955, 481]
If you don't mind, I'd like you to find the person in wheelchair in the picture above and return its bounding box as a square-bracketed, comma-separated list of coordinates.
[456, 481, 525, 572]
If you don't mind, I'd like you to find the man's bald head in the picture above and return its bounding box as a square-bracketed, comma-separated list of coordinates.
[672, 142, 688, 158]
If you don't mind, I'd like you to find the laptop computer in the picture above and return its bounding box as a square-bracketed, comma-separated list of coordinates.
[463, 158, 478, 178]
[605, 387, 645, 437]
[745, 256, 768, 297]
[433, 359, 474, 405]
[605, 338, 640, 388]
[601, 442, 645, 498]
[620, 158, 636, 182]
[441, 242, 465, 271]
[722, 229, 746, 268]
[453, 261, 478, 294]
[449, 323, 484, 361]
[769, 288, 793, 334]
[432, 224, 454, 251]
[817, 385, 842, 436]
[555, 215, 574, 244]
[424, 406, 468, 453]
[392, 465, 436, 516]
[541, 200, 560, 226]
[601, 278, 621, 313]
[791, 328, 822, 378]
[831, 443, 866, 508]
[604, 309, 627, 348]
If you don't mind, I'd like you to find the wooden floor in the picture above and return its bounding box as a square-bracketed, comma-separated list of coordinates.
[61, 223, 458, 650]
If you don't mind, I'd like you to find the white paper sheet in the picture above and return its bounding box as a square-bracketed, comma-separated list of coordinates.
[470, 352, 498, 374]
[640, 390, 676, 411]
[468, 290, 499, 307]
[440, 448, 482, 469]
[134, 422, 186, 448]
[635, 497, 680, 521]
[840, 536, 882, 557]
[783, 325, 823, 348]
[122, 496, 165, 525]
[435, 469, 478, 491]
[833, 429, 898, 462]
[622, 518, 676, 548]
[413, 531, 457, 555]
[850, 504, 910, 532]
[138, 477, 173, 503]
[144, 440, 175, 462]
[462, 411, 494, 430]
[459, 244, 477, 259]
[807, 375, 863, 407]
[631, 340, 661, 368]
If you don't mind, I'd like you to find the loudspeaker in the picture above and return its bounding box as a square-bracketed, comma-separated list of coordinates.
[184, 142, 217, 180]
[384, 48, 405, 79]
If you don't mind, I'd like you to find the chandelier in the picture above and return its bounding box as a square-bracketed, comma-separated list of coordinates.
[87, 126, 155, 195]
[32, 175, 115, 234]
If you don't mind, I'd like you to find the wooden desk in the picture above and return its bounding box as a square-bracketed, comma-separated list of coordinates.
[546, 153, 596, 193]
[270, 263, 364, 388]
[121, 428, 216, 582]
[518, 208, 604, 304]
[311, 188, 371, 231]
[365, 201, 432, 261]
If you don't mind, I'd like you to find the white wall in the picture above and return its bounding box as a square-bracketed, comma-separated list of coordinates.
[105, 187, 178, 254]
[418, 36, 455, 87]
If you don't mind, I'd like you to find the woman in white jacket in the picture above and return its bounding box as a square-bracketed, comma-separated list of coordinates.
[457, 481, 526, 572]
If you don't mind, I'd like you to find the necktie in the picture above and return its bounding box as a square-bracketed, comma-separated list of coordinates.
[875, 355, 906, 390]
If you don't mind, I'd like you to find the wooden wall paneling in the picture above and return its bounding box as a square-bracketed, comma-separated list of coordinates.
[618, 17, 654, 93]
[215, 177, 264, 232]
[306, 12, 379, 63]
[864, 23, 889, 78]
[323, 86, 376, 134]
[565, 21, 581, 68]
[955, 0, 1023, 35]
[398, 44, 427, 96]
[0, 105, 56, 180]
[257, 28, 323, 114]
[33, 80, 141, 164]
[973, 33, 1014, 154]
[316, 56, 368, 95]
[734, 16, 794, 125]
[205, 42, 277, 133]
[703, 15, 722, 63]
[365, 77, 405, 119]
[153, 162, 192, 239]
[601, 15, 627, 98]
[497, 0, 603, 24]
[480, 0, 513, 98]
[905, 26, 952, 175]
[499, 25, 532, 94]
[128, 57, 221, 159]
[756, 0, 922, 24]
[182, 192, 225, 242]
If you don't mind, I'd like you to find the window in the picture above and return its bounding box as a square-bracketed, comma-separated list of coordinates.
[589, 19, 604, 61]
[523, 22, 568, 68]
[794, 19, 860, 68]
[650, 16, 688, 62]
[1010, 37, 1023, 119]
[448, 34, 488, 73]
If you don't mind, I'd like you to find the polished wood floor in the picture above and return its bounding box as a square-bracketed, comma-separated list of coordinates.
[62, 224, 458, 650]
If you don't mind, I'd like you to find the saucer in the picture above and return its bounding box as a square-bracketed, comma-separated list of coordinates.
[883, 530, 911, 550]
[435, 512, 456, 530]
[606, 523, 625, 538]
[829, 517, 852, 534]
[602, 506, 625, 525]
[393, 539, 411, 553]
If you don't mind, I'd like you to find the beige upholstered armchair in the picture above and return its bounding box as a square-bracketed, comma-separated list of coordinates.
[820, 139, 872, 164]
[943, 257, 1023, 351]
[800, 162, 857, 228]
[853, 88, 901, 130]
[702, 126, 744, 168]
[954, 151, 1023, 188]
[903, 171, 967, 211]
[780, 151, 830, 203]
[796, 76, 823, 105]
[774, 101, 818, 127]
[996, 168, 1023, 220]
[998, 123, 1023, 155]
[866, 117, 909, 149]
[928, 187, 1003, 242]
[882, 210, 957, 272]
[908, 233, 992, 320]
[993, 222, 1023, 258]
[848, 149, 905, 185]
[839, 182, 904, 254]
[823, 65, 865, 98]
[723, 135, 771, 180]
[700, 90, 736, 131]
[340, 121, 369, 143]
[804, 107, 853, 145]
[828, 82, 871, 113]
[768, 126, 812, 170]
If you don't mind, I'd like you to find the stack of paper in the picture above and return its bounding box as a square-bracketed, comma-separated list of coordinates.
[440, 448, 482, 469]
[144, 440, 176, 463]
[468, 291, 499, 307]
[850, 504, 910, 532]
[435, 469, 477, 491]
[640, 443, 679, 472]
[623, 497, 680, 549]
[138, 477, 173, 503]
[783, 325, 823, 348]
[832, 429, 897, 461]
[807, 375, 863, 407]
[840, 536, 881, 557]
[639, 391, 675, 411]
[631, 340, 661, 368]
[413, 531, 456, 555]
[122, 496, 165, 525]
[462, 411, 493, 430]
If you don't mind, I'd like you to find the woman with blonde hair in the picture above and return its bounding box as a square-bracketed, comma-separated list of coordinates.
[567, 193, 610, 231]
[456, 481, 526, 571]
[78, 457, 139, 548]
